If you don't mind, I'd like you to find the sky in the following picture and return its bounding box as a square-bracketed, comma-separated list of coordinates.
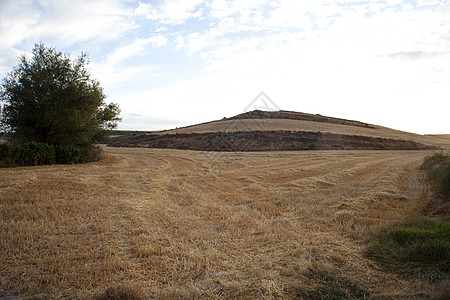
[0, 0, 449, 134]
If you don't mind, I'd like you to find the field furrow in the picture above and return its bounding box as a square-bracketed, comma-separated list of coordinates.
[0, 147, 446, 299]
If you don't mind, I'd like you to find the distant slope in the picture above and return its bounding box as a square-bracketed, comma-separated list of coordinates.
[110, 110, 450, 151]
[150, 112, 449, 149]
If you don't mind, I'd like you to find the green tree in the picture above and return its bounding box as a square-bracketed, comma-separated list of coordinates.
[0, 43, 120, 146]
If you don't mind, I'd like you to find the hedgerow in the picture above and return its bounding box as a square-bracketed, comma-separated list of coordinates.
[0, 142, 103, 168]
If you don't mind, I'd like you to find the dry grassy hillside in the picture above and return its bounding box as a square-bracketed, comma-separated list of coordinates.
[1, 147, 448, 299]
[156, 112, 450, 149]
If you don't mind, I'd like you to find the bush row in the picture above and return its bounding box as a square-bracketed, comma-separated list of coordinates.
[421, 152, 450, 201]
[0, 142, 104, 167]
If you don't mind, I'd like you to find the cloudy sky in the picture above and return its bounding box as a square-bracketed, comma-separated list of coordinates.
[1, 0, 449, 134]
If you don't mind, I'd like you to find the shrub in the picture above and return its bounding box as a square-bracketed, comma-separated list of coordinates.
[0, 142, 104, 167]
[55, 144, 89, 164]
[18, 142, 56, 165]
[367, 217, 450, 281]
[88, 145, 105, 162]
[0, 142, 56, 167]
[429, 160, 450, 201]
[421, 152, 450, 201]
[0, 143, 12, 167]
[307, 142, 319, 150]
[421, 152, 448, 171]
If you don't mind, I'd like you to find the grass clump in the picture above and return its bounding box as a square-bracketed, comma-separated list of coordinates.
[421, 152, 450, 201]
[367, 217, 450, 281]
[96, 284, 146, 300]
[297, 273, 370, 299]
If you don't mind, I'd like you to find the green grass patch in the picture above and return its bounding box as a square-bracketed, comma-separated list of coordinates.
[421, 152, 450, 201]
[297, 273, 370, 299]
[367, 217, 450, 281]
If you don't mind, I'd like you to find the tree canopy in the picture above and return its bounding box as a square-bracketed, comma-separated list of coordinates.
[0, 43, 120, 146]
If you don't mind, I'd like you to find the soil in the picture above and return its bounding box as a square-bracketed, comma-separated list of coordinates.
[109, 130, 439, 151]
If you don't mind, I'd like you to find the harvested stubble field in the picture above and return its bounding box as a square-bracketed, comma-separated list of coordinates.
[1, 147, 449, 299]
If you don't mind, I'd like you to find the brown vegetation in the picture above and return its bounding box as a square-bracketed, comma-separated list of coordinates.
[151, 112, 450, 149]
[1, 147, 448, 298]
[109, 130, 439, 151]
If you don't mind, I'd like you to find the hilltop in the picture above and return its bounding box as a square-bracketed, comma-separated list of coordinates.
[109, 110, 450, 150]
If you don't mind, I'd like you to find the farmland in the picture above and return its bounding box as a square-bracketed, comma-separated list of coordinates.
[1, 146, 449, 298]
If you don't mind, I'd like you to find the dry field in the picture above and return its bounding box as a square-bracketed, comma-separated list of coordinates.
[1, 147, 449, 298]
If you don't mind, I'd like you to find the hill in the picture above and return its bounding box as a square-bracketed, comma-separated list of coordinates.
[109, 110, 450, 150]
[2, 110, 449, 298]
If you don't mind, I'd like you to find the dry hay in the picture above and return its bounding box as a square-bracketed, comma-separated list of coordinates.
[0, 147, 448, 298]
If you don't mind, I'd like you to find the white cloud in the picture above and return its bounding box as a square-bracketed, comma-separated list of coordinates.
[93, 64, 158, 92]
[184, 32, 210, 56]
[91, 35, 171, 97]
[106, 35, 168, 65]
[385, 0, 403, 5]
[208, 0, 271, 18]
[118, 0, 450, 133]
[1, 0, 449, 133]
[35, 0, 136, 44]
[1, 0, 136, 49]
[107, 39, 146, 65]
[388, 50, 450, 61]
[267, 1, 313, 30]
[174, 36, 186, 51]
[0, 47, 22, 74]
[0, 0, 40, 48]
[416, 0, 442, 7]
[134, 0, 203, 24]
